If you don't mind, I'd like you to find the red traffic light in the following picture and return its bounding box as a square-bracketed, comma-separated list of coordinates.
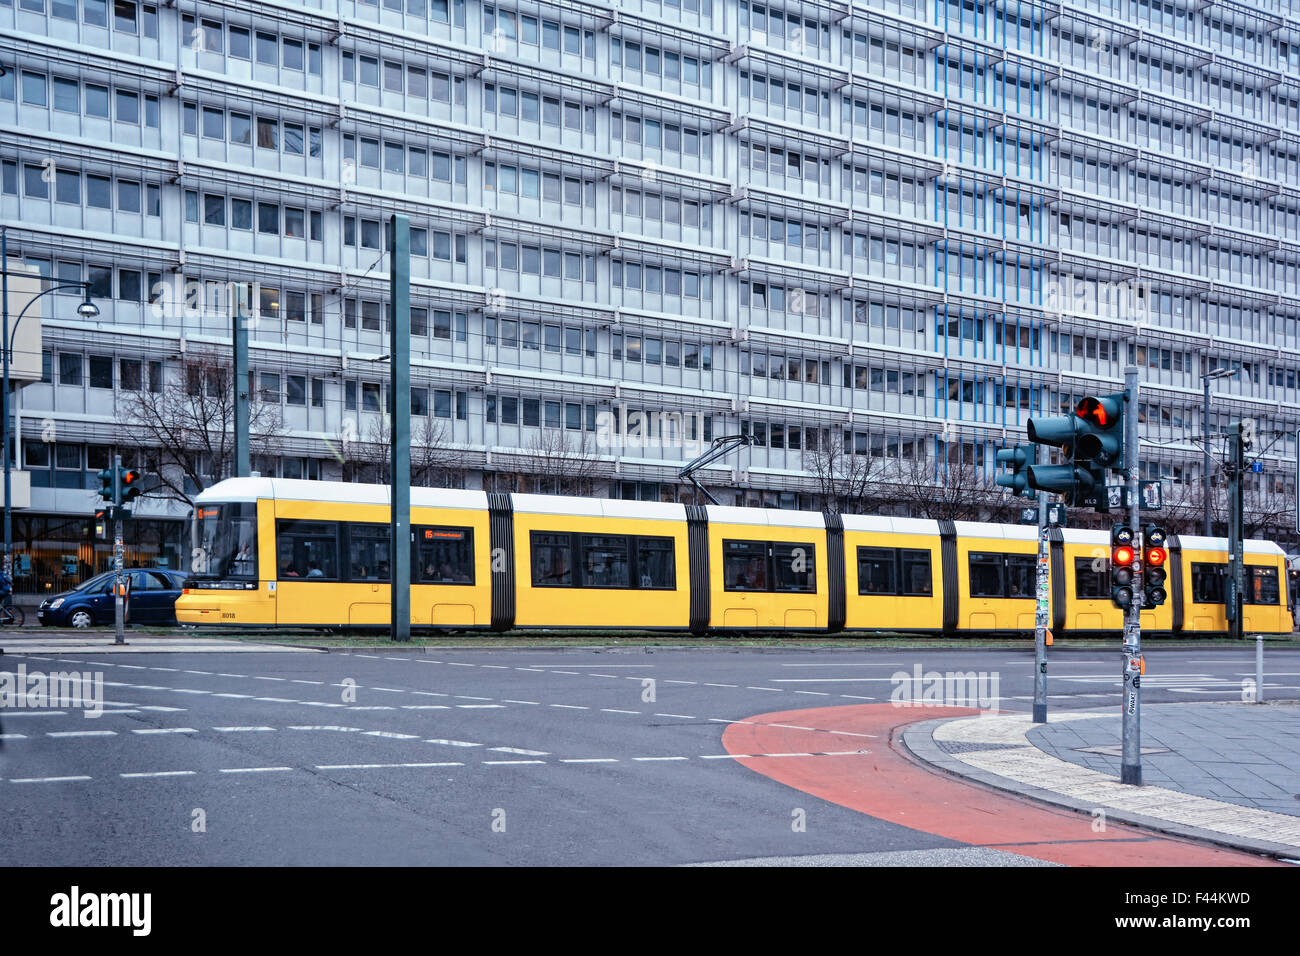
[122, 469, 140, 485]
[1076, 396, 1111, 427]
[1113, 545, 1135, 565]
[1146, 547, 1167, 567]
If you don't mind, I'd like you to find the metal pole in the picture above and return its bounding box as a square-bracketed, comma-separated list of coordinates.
[1256, 633, 1264, 704]
[2, 226, 11, 582]
[1033, 482, 1049, 724]
[1202, 376, 1211, 537]
[113, 454, 124, 646]
[233, 294, 250, 478]
[1120, 365, 1142, 786]
[1228, 423, 1245, 643]
[388, 215, 411, 643]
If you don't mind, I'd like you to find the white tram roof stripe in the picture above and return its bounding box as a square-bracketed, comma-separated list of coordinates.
[953, 521, 1039, 541]
[1178, 535, 1283, 556]
[510, 494, 686, 522]
[196, 478, 491, 511]
[839, 515, 940, 536]
[705, 506, 825, 529]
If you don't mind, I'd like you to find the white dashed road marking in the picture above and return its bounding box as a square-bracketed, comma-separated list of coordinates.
[132, 728, 196, 735]
[121, 771, 196, 779]
[214, 726, 275, 733]
[218, 767, 293, 774]
[317, 762, 464, 770]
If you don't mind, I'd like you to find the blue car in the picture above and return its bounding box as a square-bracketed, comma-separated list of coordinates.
[37, 569, 188, 628]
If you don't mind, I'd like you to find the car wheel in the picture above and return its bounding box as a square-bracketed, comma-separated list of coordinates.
[69, 609, 95, 629]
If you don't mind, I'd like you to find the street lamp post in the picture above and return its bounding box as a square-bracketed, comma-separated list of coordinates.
[1201, 366, 1235, 537]
[1, 228, 99, 587]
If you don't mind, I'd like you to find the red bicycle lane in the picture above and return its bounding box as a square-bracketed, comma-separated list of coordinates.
[722, 703, 1281, 867]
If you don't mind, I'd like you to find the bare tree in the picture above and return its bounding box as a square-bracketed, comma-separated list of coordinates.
[801, 427, 883, 514]
[891, 441, 1018, 524]
[335, 415, 465, 488]
[121, 348, 283, 506]
[496, 429, 604, 496]
[1153, 477, 1204, 537]
[1162, 474, 1297, 544]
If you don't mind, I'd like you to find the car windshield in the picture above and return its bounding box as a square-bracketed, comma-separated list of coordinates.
[195, 502, 258, 579]
[76, 572, 112, 593]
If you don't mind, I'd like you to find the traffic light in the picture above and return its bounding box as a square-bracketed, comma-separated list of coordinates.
[1023, 392, 1129, 509]
[994, 444, 1037, 499]
[1111, 524, 1136, 609]
[1073, 393, 1126, 470]
[94, 508, 107, 541]
[120, 468, 143, 506]
[97, 468, 115, 501]
[1144, 524, 1168, 607]
[1024, 404, 1091, 501]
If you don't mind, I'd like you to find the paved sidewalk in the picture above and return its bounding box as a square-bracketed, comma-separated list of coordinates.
[904, 702, 1300, 859]
[0, 633, 320, 654]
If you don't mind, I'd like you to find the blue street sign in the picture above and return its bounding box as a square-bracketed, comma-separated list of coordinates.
[1252, 461, 1264, 473]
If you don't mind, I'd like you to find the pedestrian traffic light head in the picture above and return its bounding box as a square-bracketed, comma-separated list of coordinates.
[1073, 392, 1126, 467]
[120, 468, 143, 504]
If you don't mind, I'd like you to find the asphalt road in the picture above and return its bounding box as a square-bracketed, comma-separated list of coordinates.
[2, 645, 1296, 866]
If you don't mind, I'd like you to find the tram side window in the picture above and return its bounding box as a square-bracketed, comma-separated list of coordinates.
[582, 535, 630, 588]
[531, 532, 573, 586]
[968, 552, 1004, 598]
[773, 543, 816, 592]
[1005, 555, 1036, 599]
[900, 549, 933, 595]
[635, 536, 675, 589]
[725, 540, 815, 592]
[348, 523, 390, 581]
[724, 540, 768, 591]
[858, 547, 896, 594]
[1247, 566, 1280, 605]
[1191, 562, 1225, 603]
[416, 527, 474, 584]
[276, 520, 339, 579]
[530, 531, 675, 589]
[1074, 557, 1109, 598]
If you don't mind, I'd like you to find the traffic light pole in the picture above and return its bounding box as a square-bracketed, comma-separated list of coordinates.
[1121, 366, 1142, 786]
[1227, 422, 1245, 643]
[112, 453, 125, 646]
[388, 215, 411, 644]
[233, 299, 250, 478]
[1033, 485, 1049, 724]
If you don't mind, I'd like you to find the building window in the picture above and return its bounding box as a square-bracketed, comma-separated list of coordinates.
[88, 356, 113, 389]
[58, 354, 82, 386]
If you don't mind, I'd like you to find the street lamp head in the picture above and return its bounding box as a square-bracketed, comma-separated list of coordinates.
[76, 298, 100, 319]
[1206, 366, 1236, 380]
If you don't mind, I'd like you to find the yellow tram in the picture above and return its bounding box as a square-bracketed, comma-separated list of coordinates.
[176, 477, 1293, 636]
